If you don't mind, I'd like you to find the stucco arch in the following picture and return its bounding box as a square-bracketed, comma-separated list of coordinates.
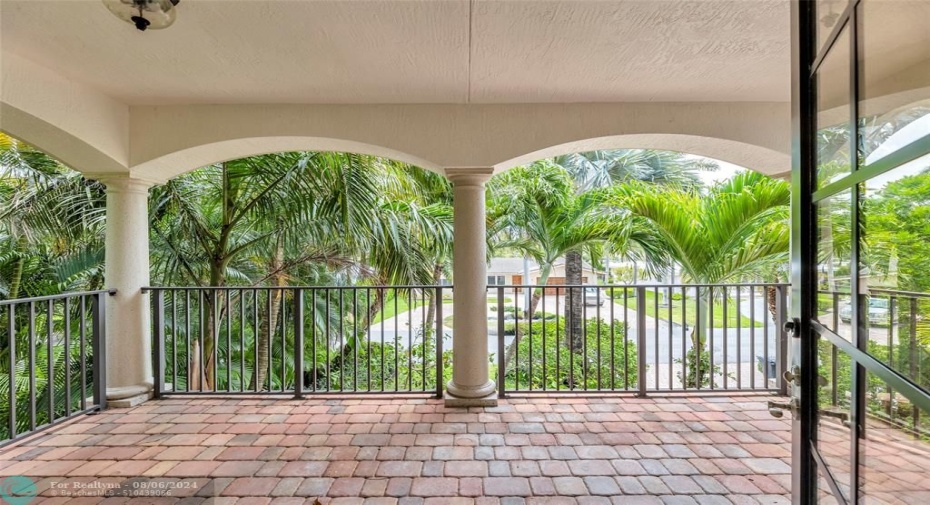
[129, 136, 443, 183]
[127, 102, 790, 182]
[494, 133, 791, 175]
[0, 103, 127, 175]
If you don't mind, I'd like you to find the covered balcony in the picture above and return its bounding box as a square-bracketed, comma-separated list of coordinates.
[3, 0, 930, 503]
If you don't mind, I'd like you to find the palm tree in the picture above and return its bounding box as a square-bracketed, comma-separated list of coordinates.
[0, 133, 106, 300]
[553, 149, 717, 348]
[554, 149, 714, 192]
[488, 161, 666, 361]
[611, 171, 790, 385]
[149, 152, 387, 389]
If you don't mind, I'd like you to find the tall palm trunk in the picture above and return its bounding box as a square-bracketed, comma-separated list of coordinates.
[564, 250, 584, 353]
[422, 264, 444, 341]
[765, 274, 782, 325]
[503, 264, 552, 367]
[251, 237, 285, 391]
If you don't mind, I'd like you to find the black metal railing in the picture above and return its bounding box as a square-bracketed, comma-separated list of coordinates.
[147, 286, 449, 397]
[817, 287, 930, 433]
[0, 290, 112, 445]
[494, 283, 789, 395]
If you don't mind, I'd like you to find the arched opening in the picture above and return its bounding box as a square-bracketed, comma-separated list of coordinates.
[129, 136, 444, 183]
[492, 133, 791, 178]
[485, 145, 790, 393]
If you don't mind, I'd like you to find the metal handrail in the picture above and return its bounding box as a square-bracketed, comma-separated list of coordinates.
[0, 290, 111, 446]
[0, 289, 115, 306]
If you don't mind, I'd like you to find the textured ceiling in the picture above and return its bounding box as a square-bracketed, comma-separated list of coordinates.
[1, 0, 791, 105]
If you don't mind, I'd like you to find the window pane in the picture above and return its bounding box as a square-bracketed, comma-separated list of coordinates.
[815, 0, 849, 59]
[817, 338, 853, 502]
[817, 25, 853, 190]
[860, 372, 930, 503]
[487, 276, 496, 285]
[857, 1, 930, 165]
[818, 190, 853, 342]
[860, 156, 930, 391]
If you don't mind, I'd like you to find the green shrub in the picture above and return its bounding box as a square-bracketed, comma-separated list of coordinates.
[504, 319, 639, 390]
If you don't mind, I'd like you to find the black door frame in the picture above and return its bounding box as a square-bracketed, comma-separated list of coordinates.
[791, 1, 930, 503]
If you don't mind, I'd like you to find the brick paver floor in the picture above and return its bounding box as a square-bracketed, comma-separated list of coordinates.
[0, 395, 792, 504]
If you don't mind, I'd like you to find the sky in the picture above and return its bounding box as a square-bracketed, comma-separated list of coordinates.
[685, 155, 745, 186]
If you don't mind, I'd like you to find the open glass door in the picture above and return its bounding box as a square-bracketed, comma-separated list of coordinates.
[791, 1, 930, 503]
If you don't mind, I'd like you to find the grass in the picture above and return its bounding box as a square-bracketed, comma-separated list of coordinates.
[618, 289, 762, 328]
[371, 294, 428, 324]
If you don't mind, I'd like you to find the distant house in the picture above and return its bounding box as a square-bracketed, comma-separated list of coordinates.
[487, 257, 606, 293]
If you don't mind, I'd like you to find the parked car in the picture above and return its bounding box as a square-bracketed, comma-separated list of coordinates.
[584, 286, 604, 306]
[839, 297, 891, 325]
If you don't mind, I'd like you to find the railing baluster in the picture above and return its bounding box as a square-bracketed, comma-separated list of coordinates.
[47, 299, 54, 425]
[238, 290, 244, 392]
[393, 288, 401, 391]
[268, 290, 274, 392]
[609, 287, 615, 391]
[667, 286, 673, 391]
[523, 286, 531, 392]
[367, 288, 372, 393]
[311, 288, 317, 393]
[709, 286, 715, 390]
[252, 289, 258, 393]
[624, 287, 629, 390]
[172, 290, 178, 394]
[435, 287, 443, 399]
[294, 288, 304, 399]
[776, 285, 788, 396]
[763, 287, 770, 392]
[636, 286, 646, 396]
[8, 304, 16, 439]
[28, 301, 35, 430]
[91, 293, 107, 411]
[555, 289, 561, 392]
[695, 286, 701, 391]
[80, 296, 87, 409]
[153, 290, 165, 399]
[681, 286, 687, 391]
[736, 285, 742, 389]
[64, 297, 71, 417]
[541, 285, 547, 391]
[749, 286, 755, 389]
[407, 289, 413, 391]
[354, 288, 360, 393]
[185, 290, 191, 393]
[653, 287, 659, 390]
[278, 289, 284, 392]
[497, 286, 505, 398]
[723, 286, 728, 390]
[226, 290, 232, 392]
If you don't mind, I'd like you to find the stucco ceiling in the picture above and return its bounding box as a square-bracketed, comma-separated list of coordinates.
[0, 0, 791, 105]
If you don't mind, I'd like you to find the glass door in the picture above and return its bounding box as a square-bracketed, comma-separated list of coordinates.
[791, 1, 930, 503]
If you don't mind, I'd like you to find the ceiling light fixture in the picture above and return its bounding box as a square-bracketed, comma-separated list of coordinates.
[103, 0, 180, 31]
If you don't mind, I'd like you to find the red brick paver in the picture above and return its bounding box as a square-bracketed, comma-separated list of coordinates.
[0, 395, 794, 503]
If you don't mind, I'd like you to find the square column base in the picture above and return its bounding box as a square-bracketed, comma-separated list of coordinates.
[443, 391, 498, 407]
[107, 391, 153, 408]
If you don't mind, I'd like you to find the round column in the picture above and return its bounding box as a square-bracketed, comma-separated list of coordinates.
[97, 175, 156, 406]
[445, 168, 497, 406]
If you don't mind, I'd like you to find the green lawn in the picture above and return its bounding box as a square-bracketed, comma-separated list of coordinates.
[371, 295, 428, 324]
[617, 289, 761, 328]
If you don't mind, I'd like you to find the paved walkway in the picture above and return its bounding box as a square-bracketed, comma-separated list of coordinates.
[1, 396, 792, 504]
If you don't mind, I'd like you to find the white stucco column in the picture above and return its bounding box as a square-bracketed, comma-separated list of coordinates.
[445, 168, 497, 406]
[94, 175, 156, 407]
